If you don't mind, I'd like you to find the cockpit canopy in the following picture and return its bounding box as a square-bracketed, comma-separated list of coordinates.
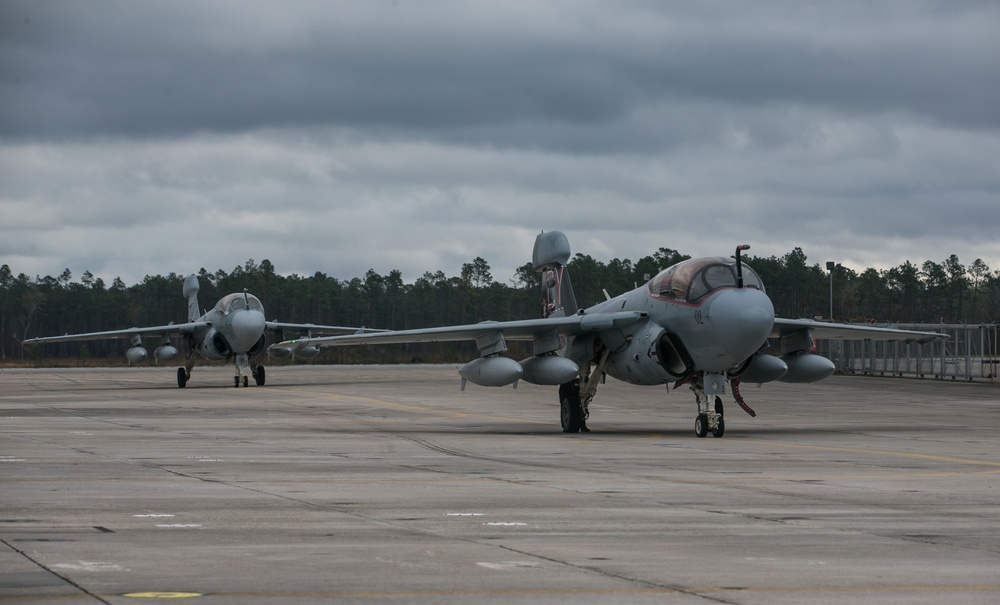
[648, 256, 765, 303]
[215, 292, 265, 315]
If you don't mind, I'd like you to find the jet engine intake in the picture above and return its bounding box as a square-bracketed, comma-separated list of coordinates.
[519, 355, 579, 385]
[606, 326, 692, 386]
[778, 353, 835, 383]
[656, 331, 692, 378]
[199, 329, 231, 361]
[248, 334, 267, 357]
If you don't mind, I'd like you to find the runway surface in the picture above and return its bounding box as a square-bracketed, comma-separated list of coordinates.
[1, 364, 999, 604]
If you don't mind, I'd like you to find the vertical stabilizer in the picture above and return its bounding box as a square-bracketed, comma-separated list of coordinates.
[532, 231, 578, 318]
[182, 275, 201, 322]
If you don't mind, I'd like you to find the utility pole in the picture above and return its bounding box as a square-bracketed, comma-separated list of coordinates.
[826, 261, 835, 320]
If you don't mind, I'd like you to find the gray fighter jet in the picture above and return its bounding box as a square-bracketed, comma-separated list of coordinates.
[277, 231, 946, 437]
[24, 274, 379, 388]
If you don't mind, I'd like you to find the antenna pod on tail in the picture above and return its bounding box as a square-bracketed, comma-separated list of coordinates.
[182, 275, 201, 322]
[532, 231, 578, 318]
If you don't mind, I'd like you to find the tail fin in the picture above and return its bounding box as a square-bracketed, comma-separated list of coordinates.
[533, 231, 578, 317]
[182, 274, 201, 322]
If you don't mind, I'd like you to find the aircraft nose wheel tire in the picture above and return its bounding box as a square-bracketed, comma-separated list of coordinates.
[242, 376, 249, 388]
[695, 414, 709, 438]
[695, 413, 726, 438]
[711, 396, 725, 437]
[234, 376, 240, 388]
[177, 368, 187, 388]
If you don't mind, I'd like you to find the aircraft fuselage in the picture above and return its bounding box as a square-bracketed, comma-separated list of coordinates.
[191, 292, 268, 361]
[569, 256, 775, 387]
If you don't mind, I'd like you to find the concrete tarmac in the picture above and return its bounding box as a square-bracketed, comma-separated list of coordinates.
[1, 364, 999, 604]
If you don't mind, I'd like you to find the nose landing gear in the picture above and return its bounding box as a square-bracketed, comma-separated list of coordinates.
[694, 396, 725, 438]
[690, 373, 757, 437]
[691, 374, 728, 438]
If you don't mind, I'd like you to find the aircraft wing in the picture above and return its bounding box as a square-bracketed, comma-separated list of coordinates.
[276, 311, 648, 349]
[265, 322, 388, 336]
[23, 322, 209, 344]
[771, 318, 946, 344]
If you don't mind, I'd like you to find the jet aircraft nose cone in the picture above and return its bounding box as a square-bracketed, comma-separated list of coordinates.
[707, 288, 775, 362]
[230, 309, 266, 352]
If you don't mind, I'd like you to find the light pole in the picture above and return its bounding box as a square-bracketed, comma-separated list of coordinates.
[825, 261, 835, 320]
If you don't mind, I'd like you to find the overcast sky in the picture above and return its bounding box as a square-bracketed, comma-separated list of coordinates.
[2, 0, 999, 290]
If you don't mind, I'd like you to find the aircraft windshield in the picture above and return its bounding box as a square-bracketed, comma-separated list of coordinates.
[215, 293, 265, 315]
[648, 257, 764, 303]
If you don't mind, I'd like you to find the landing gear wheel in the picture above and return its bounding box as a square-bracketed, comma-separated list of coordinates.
[177, 367, 187, 388]
[559, 382, 584, 434]
[695, 413, 709, 438]
[714, 396, 724, 416]
[234, 376, 240, 388]
[254, 366, 266, 386]
[242, 376, 249, 388]
[712, 417, 725, 438]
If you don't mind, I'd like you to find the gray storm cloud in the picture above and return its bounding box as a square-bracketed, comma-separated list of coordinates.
[1, 1, 998, 285]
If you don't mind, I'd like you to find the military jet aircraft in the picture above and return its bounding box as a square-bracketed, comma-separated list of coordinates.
[276, 231, 947, 437]
[24, 274, 379, 388]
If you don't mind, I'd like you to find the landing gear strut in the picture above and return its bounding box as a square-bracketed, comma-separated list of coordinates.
[558, 347, 610, 433]
[177, 341, 195, 388]
[233, 354, 263, 388]
[690, 373, 726, 438]
[688, 372, 759, 437]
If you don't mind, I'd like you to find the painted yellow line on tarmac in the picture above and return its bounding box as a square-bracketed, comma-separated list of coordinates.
[121, 593, 203, 599]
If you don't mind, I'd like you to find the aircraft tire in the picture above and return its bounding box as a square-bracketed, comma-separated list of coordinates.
[255, 366, 266, 386]
[234, 376, 240, 388]
[242, 376, 249, 388]
[714, 396, 724, 416]
[712, 417, 725, 438]
[559, 382, 583, 434]
[177, 368, 187, 388]
[695, 414, 709, 438]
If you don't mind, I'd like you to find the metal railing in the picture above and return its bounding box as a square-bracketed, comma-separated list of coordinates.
[815, 323, 999, 382]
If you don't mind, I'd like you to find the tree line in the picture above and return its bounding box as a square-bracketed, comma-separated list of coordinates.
[3, 247, 998, 363]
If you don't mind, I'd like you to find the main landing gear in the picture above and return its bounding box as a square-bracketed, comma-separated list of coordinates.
[177, 345, 195, 388]
[558, 348, 609, 433]
[559, 381, 586, 433]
